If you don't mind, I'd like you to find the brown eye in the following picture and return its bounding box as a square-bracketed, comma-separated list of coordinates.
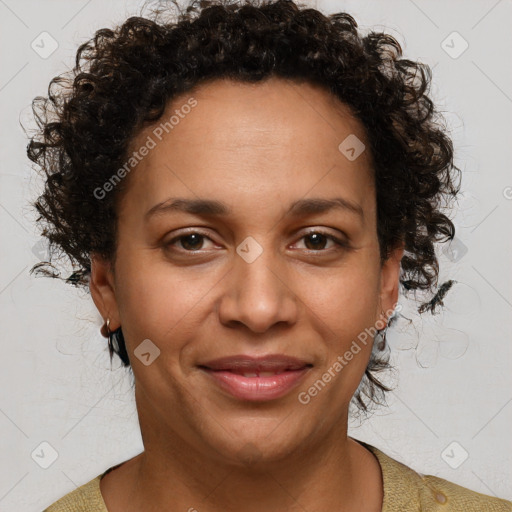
[297, 230, 348, 252]
[178, 233, 205, 251]
[165, 231, 215, 252]
[304, 232, 329, 250]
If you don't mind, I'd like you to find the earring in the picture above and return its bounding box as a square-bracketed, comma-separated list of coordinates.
[102, 317, 116, 358]
[99, 317, 130, 366]
[100, 317, 114, 352]
[100, 317, 110, 338]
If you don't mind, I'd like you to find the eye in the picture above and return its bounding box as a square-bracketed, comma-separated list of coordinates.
[294, 230, 349, 252]
[165, 231, 216, 252]
[164, 229, 349, 254]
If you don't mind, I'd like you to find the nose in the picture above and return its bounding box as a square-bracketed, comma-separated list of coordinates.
[217, 244, 299, 334]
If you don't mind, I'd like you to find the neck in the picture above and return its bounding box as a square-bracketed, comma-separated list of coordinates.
[120, 422, 383, 511]
[102, 387, 383, 512]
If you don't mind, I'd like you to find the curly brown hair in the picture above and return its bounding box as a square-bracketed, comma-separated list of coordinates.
[25, 0, 461, 413]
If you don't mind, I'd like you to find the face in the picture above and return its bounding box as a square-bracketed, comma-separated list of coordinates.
[90, 76, 403, 465]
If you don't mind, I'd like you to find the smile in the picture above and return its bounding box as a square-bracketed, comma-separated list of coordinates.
[200, 367, 312, 401]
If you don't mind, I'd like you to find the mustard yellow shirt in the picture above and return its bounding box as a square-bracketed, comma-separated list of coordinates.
[43, 442, 512, 511]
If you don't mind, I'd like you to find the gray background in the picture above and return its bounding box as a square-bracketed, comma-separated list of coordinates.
[0, 0, 511, 510]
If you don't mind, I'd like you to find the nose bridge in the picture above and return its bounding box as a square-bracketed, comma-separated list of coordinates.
[219, 236, 297, 332]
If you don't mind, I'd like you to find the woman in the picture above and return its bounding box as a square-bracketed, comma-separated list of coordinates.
[27, 0, 511, 510]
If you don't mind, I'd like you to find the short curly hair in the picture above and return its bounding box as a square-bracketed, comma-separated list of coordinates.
[26, 0, 461, 413]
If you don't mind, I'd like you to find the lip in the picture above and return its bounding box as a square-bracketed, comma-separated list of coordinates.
[200, 367, 312, 401]
[199, 354, 312, 372]
[198, 354, 313, 402]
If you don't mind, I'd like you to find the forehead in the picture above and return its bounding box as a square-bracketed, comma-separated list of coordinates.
[120, 77, 374, 221]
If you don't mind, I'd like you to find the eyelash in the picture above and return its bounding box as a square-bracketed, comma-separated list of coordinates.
[164, 229, 349, 254]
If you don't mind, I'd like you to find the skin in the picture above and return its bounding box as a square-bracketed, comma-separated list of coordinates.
[90, 76, 404, 512]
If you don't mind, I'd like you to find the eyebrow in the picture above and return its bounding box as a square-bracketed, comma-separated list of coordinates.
[145, 196, 364, 221]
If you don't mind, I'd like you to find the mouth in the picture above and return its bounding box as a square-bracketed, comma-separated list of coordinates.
[198, 366, 312, 377]
[196, 354, 313, 401]
[198, 354, 312, 372]
[197, 365, 313, 401]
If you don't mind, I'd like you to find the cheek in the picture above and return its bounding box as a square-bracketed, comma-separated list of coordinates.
[114, 247, 216, 347]
[302, 259, 380, 334]
[302, 263, 380, 389]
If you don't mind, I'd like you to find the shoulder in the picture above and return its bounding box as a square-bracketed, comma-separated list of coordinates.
[422, 474, 512, 512]
[43, 467, 113, 512]
[361, 441, 512, 512]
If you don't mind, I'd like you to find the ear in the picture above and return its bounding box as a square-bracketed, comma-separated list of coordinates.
[89, 253, 121, 332]
[377, 242, 404, 326]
